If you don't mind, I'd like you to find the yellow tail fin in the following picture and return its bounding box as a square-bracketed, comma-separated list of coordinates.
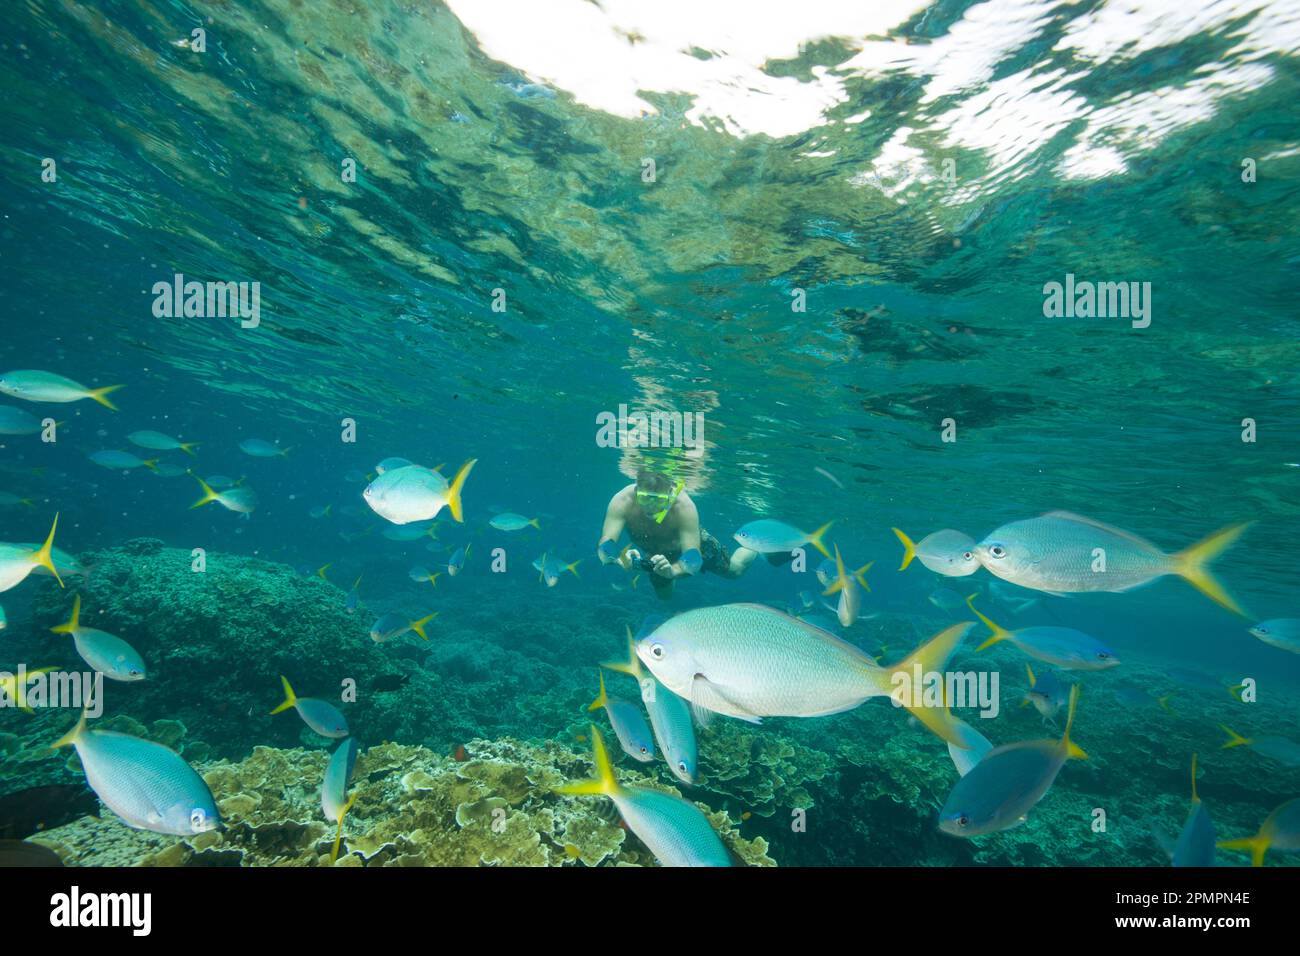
[191, 475, 220, 509]
[410, 612, 438, 640]
[51, 708, 89, 750]
[966, 594, 1010, 651]
[446, 459, 477, 523]
[892, 528, 917, 571]
[1061, 685, 1087, 760]
[50, 593, 81, 635]
[31, 513, 64, 588]
[1026, 663, 1037, 687]
[566, 560, 582, 578]
[88, 384, 123, 411]
[1220, 725, 1251, 749]
[587, 670, 609, 712]
[554, 725, 619, 797]
[316, 563, 332, 581]
[529, 518, 540, 529]
[601, 628, 645, 680]
[330, 791, 359, 864]
[180, 442, 200, 457]
[854, 562, 873, 592]
[807, 521, 834, 559]
[1216, 835, 1268, 867]
[823, 543, 849, 597]
[1173, 523, 1251, 616]
[270, 675, 297, 715]
[878, 622, 974, 747]
[141, 459, 159, 473]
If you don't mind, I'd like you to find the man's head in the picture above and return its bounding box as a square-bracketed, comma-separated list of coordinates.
[635, 469, 681, 523]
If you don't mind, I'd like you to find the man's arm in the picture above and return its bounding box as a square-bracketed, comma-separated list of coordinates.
[596, 489, 629, 563]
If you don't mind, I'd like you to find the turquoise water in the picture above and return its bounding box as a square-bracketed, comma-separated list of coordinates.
[1, 0, 1299, 866]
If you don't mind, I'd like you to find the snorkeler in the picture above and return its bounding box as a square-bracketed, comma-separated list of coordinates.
[596, 469, 758, 600]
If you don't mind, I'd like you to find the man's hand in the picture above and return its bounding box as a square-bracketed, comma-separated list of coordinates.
[649, 554, 674, 579]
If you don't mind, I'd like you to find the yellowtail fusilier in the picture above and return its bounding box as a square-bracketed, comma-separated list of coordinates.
[1023, 663, 1068, 723]
[938, 686, 1087, 836]
[635, 603, 973, 746]
[89, 450, 158, 472]
[892, 528, 979, 576]
[605, 626, 697, 785]
[52, 710, 219, 836]
[822, 543, 872, 627]
[127, 431, 199, 456]
[733, 519, 833, 558]
[238, 438, 291, 458]
[1172, 754, 1214, 867]
[0, 514, 64, 592]
[270, 676, 348, 737]
[588, 670, 654, 762]
[1248, 618, 1300, 654]
[0, 370, 122, 410]
[556, 726, 730, 867]
[363, 459, 476, 525]
[191, 474, 258, 514]
[447, 544, 469, 576]
[489, 513, 539, 531]
[408, 565, 442, 588]
[0, 406, 45, 435]
[1220, 725, 1300, 766]
[321, 737, 360, 864]
[1218, 798, 1300, 866]
[965, 594, 1118, 670]
[369, 611, 438, 643]
[975, 511, 1250, 615]
[51, 595, 146, 681]
[533, 552, 580, 587]
[374, 456, 414, 474]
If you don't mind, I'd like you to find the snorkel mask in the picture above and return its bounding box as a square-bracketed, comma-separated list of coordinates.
[636, 478, 684, 524]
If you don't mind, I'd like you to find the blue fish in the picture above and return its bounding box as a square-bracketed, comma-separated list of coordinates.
[270, 676, 348, 737]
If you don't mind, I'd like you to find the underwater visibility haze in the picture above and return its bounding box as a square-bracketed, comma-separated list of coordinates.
[1, 0, 1299, 869]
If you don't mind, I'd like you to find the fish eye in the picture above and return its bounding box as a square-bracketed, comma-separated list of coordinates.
[1256, 626, 1268, 634]
[677, 761, 688, 774]
[1097, 651, 1110, 659]
[650, 643, 665, 660]
[639, 746, 649, 755]
[962, 551, 974, 560]
[190, 808, 207, 830]
[957, 814, 970, 828]
[988, 544, 1006, 559]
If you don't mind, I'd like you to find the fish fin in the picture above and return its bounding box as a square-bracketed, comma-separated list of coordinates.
[854, 562, 873, 592]
[1025, 662, 1037, 687]
[316, 563, 332, 581]
[600, 628, 644, 679]
[1216, 836, 1268, 867]
[28, 513, 64, 588]
[330, 791, 359, 865]
[822, 543, 848, 596]
[690, 674, 762, 725]
[567, 560, 582, 578]
[965, 593, 1009, 646]
[587, 670, 609, 712]
[50, 593, 80, 634]
[190, 474, 220, 509]
[410, 612, 439, 640]
[529, 518, 540, 529]
[1173, 523, 1251, 616]
[1157, 694, 1173, 712]
[891, 528, 917, 571]
[807, 521, 834, 558]
[142, 458, 159, 472]
[1039, 511, 1159, 551]
[51, 707, 89, 749]
[88, 384, 123, 411]
[270, 675, 297, 715]
[446, 459, 477, 523]
[879, 622, 974, 747]
[1219, 725, 1250, 749]
[180, 442, 200, 457]
[554, 725, 619, 796]
[1061, 685, 1087, 760]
